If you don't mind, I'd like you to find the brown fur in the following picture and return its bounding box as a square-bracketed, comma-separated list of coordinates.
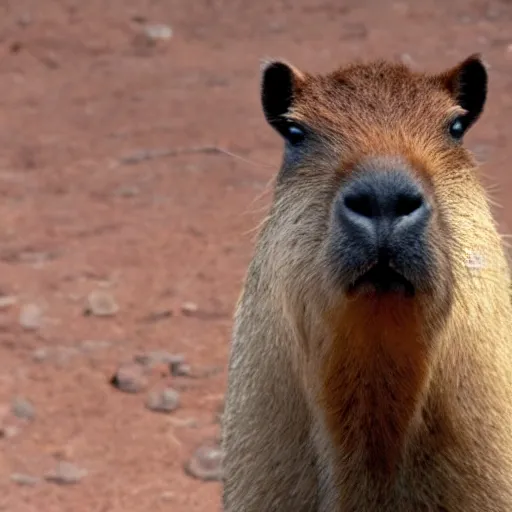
[222, 56, 512, 511]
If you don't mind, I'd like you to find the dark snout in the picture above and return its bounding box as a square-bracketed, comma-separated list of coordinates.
[338, 168, 431, 250]
[331, 163, 433, 296]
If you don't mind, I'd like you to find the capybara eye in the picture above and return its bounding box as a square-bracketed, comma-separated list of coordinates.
[449, 116, 466, 141]
[284, 122, 306, 145]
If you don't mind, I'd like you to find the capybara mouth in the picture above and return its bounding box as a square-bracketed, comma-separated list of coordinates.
[347, 261, 415, 297]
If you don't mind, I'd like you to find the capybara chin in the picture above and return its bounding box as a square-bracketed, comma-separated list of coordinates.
[222, 54, 512, 511]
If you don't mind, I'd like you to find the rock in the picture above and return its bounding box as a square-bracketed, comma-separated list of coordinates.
[111, 363, 148, 393]
[19, 303, 42, 330]
[146, 388, 180, 413]
[115, 185, 140, 197]
[134, 351, 184, 367]
[19, 251, 57, 265]
[267, 20, 284, 33]
[0, 404, 21, 439]
[45, 461, 87, 485]
[181, 302, 199, 316]
[170, 360, 191, 377]
[32, 346, 83, 365]
[168, 416, 198, 428]
[0, 295, 17, 310]
[40, 52, 60, 69]
[11, 473, 39, 486]
[142, 309, 173, 323]
[80, 340, 112, 352]
[133, 24, 173, 53]
[1, 425, 20, 439]
[160, 491, 175, 501]
[11, 397, 35, 421]
[184, 442, 223, 481]
[85, 291, 119, 317]
[143, 24, 173, 43]
[33, 347, 49, 362]
[18, 13, 33, 27]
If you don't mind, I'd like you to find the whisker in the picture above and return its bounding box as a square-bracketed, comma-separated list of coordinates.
[215, 147, 275, 170]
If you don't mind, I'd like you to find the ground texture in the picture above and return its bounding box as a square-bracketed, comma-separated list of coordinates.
[1, 0, 512, 511]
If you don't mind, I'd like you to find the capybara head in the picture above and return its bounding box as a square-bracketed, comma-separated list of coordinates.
[260, 55, 489, 329]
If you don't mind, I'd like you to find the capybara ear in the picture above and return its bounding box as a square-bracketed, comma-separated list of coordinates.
[435, 54, 487, 131]
[260, 60, 305, 128]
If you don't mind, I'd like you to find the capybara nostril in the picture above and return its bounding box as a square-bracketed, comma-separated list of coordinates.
[339, 168, 427, 223]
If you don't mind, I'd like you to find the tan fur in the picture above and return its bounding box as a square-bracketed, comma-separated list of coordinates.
[222, 57, 512, 511]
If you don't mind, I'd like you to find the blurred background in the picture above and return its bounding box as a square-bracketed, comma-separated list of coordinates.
[0, 0, 511, 511]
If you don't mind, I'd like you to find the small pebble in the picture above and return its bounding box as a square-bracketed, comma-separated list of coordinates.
[1, 425, 20, 439]
[19, 303, 42, 330]
[11, 397, 35, 421]
[111, 363, 148, 393]
[33, 346, 82, 364]
[45, 461, 88, 485]
[18, 13, 33, 27]
[184, 443, 223, 481]
[143, 309, 173, 322]
[115, 185, 140, 197]
[85, 291, 119, 317]
[134, 351, 184, 367]
[168, 416, 198, 428]
[181, 302, 199, 316]
[33, 347, 49, 362]
[11, 473, 39, 486]
[19, 251, 56, 265]
[160, 490, 175, 502]
[0, 405, 15, 437]
[146, 388, 180, 413]
[80, 340, 112, 352]
[0, 295, 17, 310]
[143, 24, 173, 42]
[170, 360, 192, 377]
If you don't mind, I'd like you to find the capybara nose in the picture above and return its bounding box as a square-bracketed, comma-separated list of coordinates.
[336, 167, 431, 248]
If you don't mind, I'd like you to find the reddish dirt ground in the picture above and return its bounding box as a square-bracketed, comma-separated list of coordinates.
[0, 0, 512, 510]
